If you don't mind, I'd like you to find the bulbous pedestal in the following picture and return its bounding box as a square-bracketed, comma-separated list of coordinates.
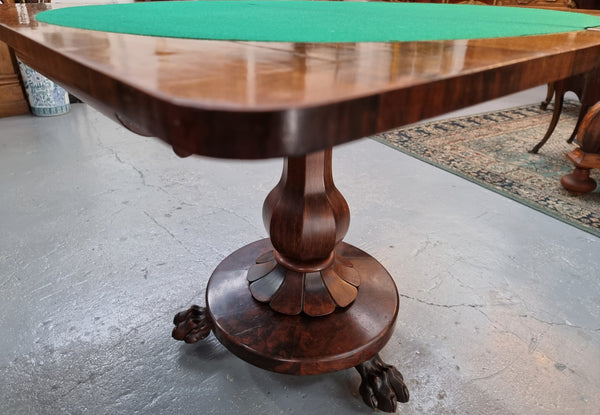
[250, 148, 359, 316]
[172, 149, 408, 411]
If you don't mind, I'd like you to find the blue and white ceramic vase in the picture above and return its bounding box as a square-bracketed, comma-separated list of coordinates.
[17, 59, 70, 117]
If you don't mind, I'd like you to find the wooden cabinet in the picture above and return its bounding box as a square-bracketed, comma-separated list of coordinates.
[0, 41, 29, 118]
[397, 0, 581, 8]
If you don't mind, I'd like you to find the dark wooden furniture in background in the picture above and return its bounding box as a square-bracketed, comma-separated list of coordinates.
[397, 0, 578, 8]
[534, 70, 600, 193]
[574, 0, 600, 8]
[399, 0, 600, 193]
[1, 3, 600, 412]
[0, 0, 50, 118]
[531, 1, 600, 159]
[531, 67, 600, 153]
[562, 102, 600, 192]
[0, 40, 28, 117]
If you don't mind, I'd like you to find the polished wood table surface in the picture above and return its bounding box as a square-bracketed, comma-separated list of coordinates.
[2, 4, 599, 159]
[1, 3, 599, 412]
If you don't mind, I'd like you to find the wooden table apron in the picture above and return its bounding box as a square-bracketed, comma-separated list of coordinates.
[1, 2, 600, 412]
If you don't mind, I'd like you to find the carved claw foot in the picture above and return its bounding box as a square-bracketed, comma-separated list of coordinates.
[172, 305, 213, 343]
[355, 354, 409, 413]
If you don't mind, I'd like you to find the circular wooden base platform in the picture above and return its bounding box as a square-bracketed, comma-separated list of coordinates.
[206, 239, 399, 375]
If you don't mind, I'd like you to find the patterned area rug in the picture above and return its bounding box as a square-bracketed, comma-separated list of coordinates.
[374, 101, 600, 237]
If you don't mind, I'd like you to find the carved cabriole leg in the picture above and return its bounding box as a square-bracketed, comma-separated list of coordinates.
[531, 70, 597, 154]
[531, 74, 585, 154]
[530, 81, 566, 154]
[247, 148, 360, 316]
[561, 101, 600, 194]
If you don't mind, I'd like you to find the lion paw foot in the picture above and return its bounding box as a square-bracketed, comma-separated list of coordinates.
[172, 305, 213, 343]
[355, 353, 409, 412]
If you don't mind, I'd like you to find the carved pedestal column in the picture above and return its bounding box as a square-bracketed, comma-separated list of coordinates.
[172, 148, 409, 412]
[247, 149, 360, 316]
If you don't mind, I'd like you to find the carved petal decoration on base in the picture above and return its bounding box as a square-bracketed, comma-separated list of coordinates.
[247, 250, 360, 316]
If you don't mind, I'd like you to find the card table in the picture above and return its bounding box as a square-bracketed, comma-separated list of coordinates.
[1, 2, 599, 412]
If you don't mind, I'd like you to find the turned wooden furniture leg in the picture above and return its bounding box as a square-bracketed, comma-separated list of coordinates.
[561, 101, 600, 193]
[172, 149, 407, 412]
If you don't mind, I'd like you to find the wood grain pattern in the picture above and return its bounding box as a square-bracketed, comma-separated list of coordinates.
[1, 4, 599, 158]
[561, 102, 600, 192]
[268, 270, 304, 315]
[322, 267, 358, 307]
[248, 148, 358, 316]
[263, 149, 349, 270]
[246, 250, 361, 316]
[578, 102, 600, 155]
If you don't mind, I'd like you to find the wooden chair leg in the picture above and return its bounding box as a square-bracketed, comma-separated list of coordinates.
[540, 82, 555, 110]
[530, 90, 565, 154]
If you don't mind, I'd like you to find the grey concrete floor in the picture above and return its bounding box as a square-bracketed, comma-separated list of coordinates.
[1, 87, 599, 415]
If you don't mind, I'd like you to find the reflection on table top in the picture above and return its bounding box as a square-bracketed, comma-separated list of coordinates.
[1, 3, 599, 159]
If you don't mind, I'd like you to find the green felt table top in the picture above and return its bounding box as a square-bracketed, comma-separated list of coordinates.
[35, 1, 600, 43]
